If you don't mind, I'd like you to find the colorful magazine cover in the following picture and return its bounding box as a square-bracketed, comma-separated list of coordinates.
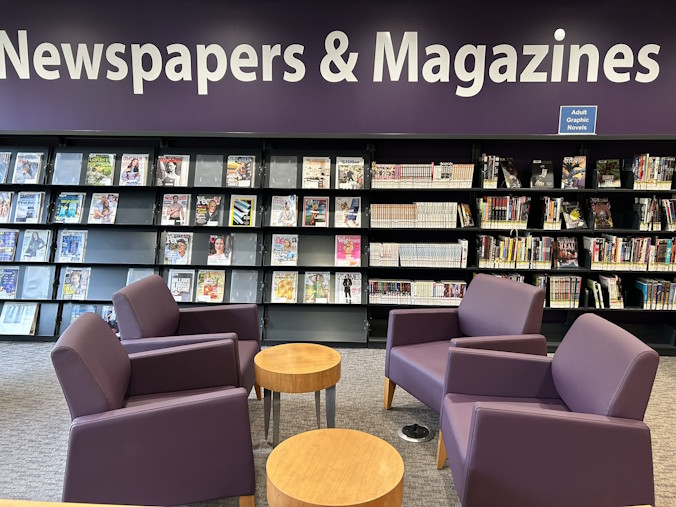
[56, 230, 87, 263]
[562, 155, 587, 189]
[270, 195, 298, 227]
[167, 269, 195, 302]
[207, 234, 232, 265]
[0, 152, 11, 183]
[194, 194, 223, 226]
[0, 229, 19, 262]
[302, 196, 328, 227]
[0, 192, 13, 224]
[0, 302, 39, 335]
[335, 234, 361, 267]
[19, 229, 51, 262]
[334, 196, 361, 228]
[196, 269, 226, 303]
[156, 154, 190, 187]
[161, 193, 190, 225]
[164, 232, 193, 265]
[271, 271, 298, 303]
[335, 156, 365, 189]
[54, 192, 85, 224]
[229, 194, 257, 227]
[303, 271, 330, 303]
[85, 153, 116, 186]
[226, 155, 255, 187]
[302, 156, 331, 189]
[0, 266, 19, 299]
[62, 266, 91, 300]
[119, 154, 148, 186]
[271, 234, 298, 266]
[14, 191, 44, 224]
[87, 193, 119, 224]
[12, 152, 42, 184]
[335, 272, 362, 304]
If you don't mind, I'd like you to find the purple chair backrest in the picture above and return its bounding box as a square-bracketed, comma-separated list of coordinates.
[112, 274, 180, 339]
[552, 313, 659, 420]
[458, 274, 545, 337]
[51, 313, 131, 419]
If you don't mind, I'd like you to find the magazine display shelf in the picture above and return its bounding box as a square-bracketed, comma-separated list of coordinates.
[0, 135, 675, 355]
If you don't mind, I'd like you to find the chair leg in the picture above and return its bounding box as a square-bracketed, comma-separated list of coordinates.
[384, 377, 396, 409]
[436, 431, 447, 469]
[239, 494, 255, 507]
[254, 383, 262, 400]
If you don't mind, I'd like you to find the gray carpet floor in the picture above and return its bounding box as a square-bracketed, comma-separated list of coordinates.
[0, 342, 674, 506]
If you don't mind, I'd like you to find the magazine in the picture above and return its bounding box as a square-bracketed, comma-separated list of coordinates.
[101, 304, 120, 335]
[302, 196, 328, 227]
[562, 155, 587, 189]
[56, 230, 87, 263]
[70, 304, 96, 325]
[161, 193, 190, 225]
[52, 152, 83, 185]
[0, 302, 39, 335]
[302, 157, 331, 189]
[194, 194, 223, 226]
[270, 195, 298, 227]
[0, 192, 13, 224]
[335, 234, 361, 267]
[226, 155, 255, 187]
[85, 153, 116, 186]
[14, 191, 44, 223]
[19, 229, 51, 262]
[207, 234, 232, 266]
[0, 152, 11, 183]
[303, 271, 330, 303]
[336, 156, 365, 189]
[54, 192, 85, 224]
[164, 232, 193, 265]
[156, 154, 190, 187]
[12, 152, 43, 184]
[0, 229, 19, 262]
[167, 269, 195, 302]
[126, 267, 155, 286]
[0, 266, 19, 299]
[335, 272, 362, 304]
[334, 196, 361, 228]
[87, 193, 119, 224]
[271, 234, 298, 266]
[229, 194, 257, 227]
[62, 266, 91, 300]
[21, 266, 52, 299]
[119, 154, 149, 186]
[271, 271, 298, 303]
[195, 269, 226, 303]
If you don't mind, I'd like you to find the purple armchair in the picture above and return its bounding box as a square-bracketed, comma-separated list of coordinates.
[112, 274, 261, 398]
[385, 274, 546, 412]
[51, 312, 256, 507]
[436, 313, 658, 507]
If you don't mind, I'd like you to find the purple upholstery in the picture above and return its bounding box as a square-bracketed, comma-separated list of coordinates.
[438, 313, 658, 507]
[112, 274, 261, 394]
[385, 274, 546, 412]
[51, 312, 255, 506]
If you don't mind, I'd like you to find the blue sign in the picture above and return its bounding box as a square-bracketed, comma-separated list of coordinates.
[559, 106, 598, 135]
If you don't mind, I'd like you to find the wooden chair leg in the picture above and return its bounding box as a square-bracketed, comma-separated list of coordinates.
[254, 383, 262, 400]
[384, 377, 396, 409]
[436, 431, 447, 469]
[239, 494, 255, 507]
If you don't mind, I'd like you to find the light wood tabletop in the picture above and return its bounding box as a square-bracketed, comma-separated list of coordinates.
[266, 428, 404, 507]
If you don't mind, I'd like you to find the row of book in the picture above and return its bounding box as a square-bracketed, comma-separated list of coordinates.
[476, 196, 531, 230]
[367, 279, 467, 306]
[370, 202, 465, 229]
[370, 241, 469, 269]
[583, 235, 676, 272]
[370, 162, 474, 189]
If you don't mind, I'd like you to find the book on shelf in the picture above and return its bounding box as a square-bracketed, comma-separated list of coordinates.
[596, 159, 621, 188]
[226, 155, 255, 187]
[62, 266, 91, 300]
[101, 304, 120, 335]
[500, 157, 521, 188]
[195, 269, 226, 303]
[542, 196, 563, 229]
[271, 271, 298, 303]
[194, 154, 224, 187]
[302, 196, 328, 227]
[335, 272, 361, 304]
[270, 195, 298, 227]
[21, 266, 52, 299]
[481, 154, 500, 188]
[157, 154, 190, 187]
[87, 193, 119, 224]
[269, 155, 298, 188]
[334, 196, 361, 228]
[52, 152, 83, 185]
[303, 271, 330, 304]
[586, 279, 604, 309]
[164, 231, 193, 265]
[635, 196, 661, 231]
[229, 270, 259, 303]
[0, 266, 19, 299]
[530, 160, 554, 188]
[161, 193, 191, 225]
[85, 153, 116, 186]
[598, 274, 624, 309]
[271, 234, 298, 266]
[302, 156, 331, 189]
[14, 191, 44, 224]
[335, 234, 361, 267]
[194, 194, 223, 226]
[207, 234, 232, 265]
[0, 152, 11, 183]
[12, 152, 43, 184]
[561, 201, 587, 229]
[0, 192, 13, 224]
[0, 229, 19, 262]
[458, 203, 474, 228]
[335, 156, 365, 189]
[56, 229, 87, 263]
[554, 237, 579, 268]
[19, 229, 51, 262]
[0, 302, 39, 335]
[561, 155, 587, 189]
[70, 304, 97, 324]
[167, 269, 195, 302]
[54, 192, 85, 224]
[589, 197, 613, 229]
[126, 267, 155, 286]
[229, 194, 257, 227]
[119, 154, 149, 186]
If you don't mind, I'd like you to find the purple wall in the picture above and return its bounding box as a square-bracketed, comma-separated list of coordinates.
[0, 0, 674, 136]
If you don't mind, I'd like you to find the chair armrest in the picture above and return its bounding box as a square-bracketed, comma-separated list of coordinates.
[121, 332, 238, 354]
[443, 348, 557, 398]
[128, 340, 240, 396]
[450, 334, 547, 356]
[178, 304, 260, 343]
[387, 308, 460, 349]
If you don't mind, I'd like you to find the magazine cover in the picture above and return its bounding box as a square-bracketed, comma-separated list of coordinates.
[0, 266, 19, 299]
[101, 304, 120, 335]
[302, 196, 328, 227]
[271, 271, 298, 303]
[0, 152, 11, 183]
[69, 304, 96, 324]
[87, 193, 119, 224]
[335, 272, 362, 304]
[562, 155, 587, 189]
[56, 230, 87, 263]
[52, 152, 83, 185]
[555, 237, 579, 268]
[271, 234, 298, 266]
[0, 192, 13, 224]
[303, 271, 330, 304]
[161, 193, 190, 225]
[270, 195, 298, 227]
[54, 192, 85, 224]
[164, 231, 193, 265]
[335, 234, 361, 267]
[194, 194, 223, 226]
[334, 196, 361, 228]
[19, 229, 51, 262]
[167, 269, 195, 302]
[62, 266, 91, 300]
[0, 229, 19, 262]
[0, 302, 39, 335]
[226, 155, 255, 187]
[119, 154, 148, 186]
[229, 194, 257, 227]
[302, 157, 331, 189]
[207, 234, 232, 265]
[196, 269, 226, 303]
[336, 156, 365, 189]
[156, 154, 190, 187]
[12, 152, 42, 184]
[85, 153, 116, 186]
[14, 191, 44, 223]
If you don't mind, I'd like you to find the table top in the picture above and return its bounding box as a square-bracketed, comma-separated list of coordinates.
[254, 343, 341, 393]
[266, 428, 404, 507]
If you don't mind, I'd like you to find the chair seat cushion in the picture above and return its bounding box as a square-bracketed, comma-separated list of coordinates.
[238, 340, 260, 394]
[124, 386, 235, 408]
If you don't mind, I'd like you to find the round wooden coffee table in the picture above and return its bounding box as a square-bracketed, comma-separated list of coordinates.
[254, 343, 341, 446]
[267, 428, 404, 507]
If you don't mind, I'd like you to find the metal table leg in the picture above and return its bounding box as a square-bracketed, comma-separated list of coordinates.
[326, 384, 336, 428]
[315, 390, 321, 428]
[273, 391, 281, 447]
[264, 388, 271, 441]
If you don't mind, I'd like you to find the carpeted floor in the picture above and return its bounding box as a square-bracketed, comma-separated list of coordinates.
[0, 342, 674, 506]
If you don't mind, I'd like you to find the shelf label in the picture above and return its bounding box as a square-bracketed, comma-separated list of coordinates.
[558, 106, 597, 135]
